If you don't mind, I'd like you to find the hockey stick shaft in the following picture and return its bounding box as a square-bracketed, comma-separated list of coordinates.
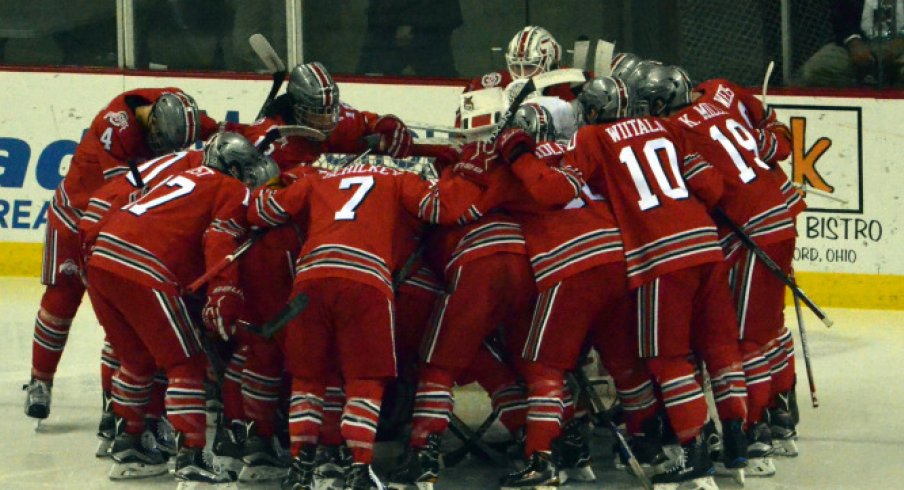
[447, 412, 509, 467]
[186, 234, 259, 294]
[792, 271, 819, 408]
[487, 78, 537, 145]
[249, 34, 288, 119]
[762, 60, 775, 108]
[567, 368, 653, 490]
[443, 409, 500, 467]
[714, 209, 833, 327]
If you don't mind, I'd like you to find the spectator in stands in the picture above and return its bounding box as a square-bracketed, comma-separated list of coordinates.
[357, 0, 462, 77]
[801, 0, 904, 87]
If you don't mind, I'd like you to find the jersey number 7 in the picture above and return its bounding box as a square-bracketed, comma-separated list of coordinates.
[335, 175, 375, 221]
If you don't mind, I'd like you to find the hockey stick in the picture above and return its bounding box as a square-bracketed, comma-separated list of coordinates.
[567, 367, 653, 490]
[791, 271, 819, 408]
[442, 408, 500, 467]
[185, 233, 260, 294]
[249, 33, 287, 119]
[447, 412, 510, 467]
[762, 60, 775, 108]
[254, 292, 309, 339]
[791, 182, 848, 205]
[713, 208, 834, 327]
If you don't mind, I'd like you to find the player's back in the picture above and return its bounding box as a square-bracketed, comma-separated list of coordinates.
[89, 165, 248, 291]
[570, 116, 723, 287]
[295, 164, 430, 298]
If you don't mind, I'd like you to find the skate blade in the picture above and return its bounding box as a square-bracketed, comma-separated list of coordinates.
[500, 486, 559, 490]
[95, 438, 113, 458]
[562, 464, 597, 482]
[653, 475, 719, 490]
[316, 476, 347, 490]
[772, 438, 799, 457]
[386, 480, 436, 490]
[714, 462, 745, 485]
[34, 419, 44, 432]
[108, 461, 168, 480]
[176, 481, 238, 490]
[745, 457, 776, 477]
[238, 464, 289, 483]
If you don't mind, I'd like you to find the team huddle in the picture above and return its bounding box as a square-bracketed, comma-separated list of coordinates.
[23, 25, 806, 490]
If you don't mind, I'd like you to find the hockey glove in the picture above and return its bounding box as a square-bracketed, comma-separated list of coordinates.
[454, 141, 498, 187]
[373, 115, 413, 158]
[497, 128, 536, 165]
[202, 286, 244, 341]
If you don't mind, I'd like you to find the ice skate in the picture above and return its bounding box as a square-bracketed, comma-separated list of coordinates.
[145, 416, 177, 460]
[387, 434, 441, 490]
[211, 417, 245, 479]
[614, 415, 671, 475]
[709, 419, 747, 485]
[344, 462, 386, 490]
[650, 435, 718, 490]
[551, 418, 595, 483]
[767, 398, 799, 458]
[23, 378, 51, 426]
[174, 445, 237, 489]
[281, 445, 316, 490]
[744, 422, 776, 477]
[313, 444, 351, 489]
[96, 393, 115, 458]
[108, 418, 168, 480]
[499, 451, 561, 489]
[238, 422, 290, 483]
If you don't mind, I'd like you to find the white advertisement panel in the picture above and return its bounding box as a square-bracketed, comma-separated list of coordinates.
[0, 71, 901, 277]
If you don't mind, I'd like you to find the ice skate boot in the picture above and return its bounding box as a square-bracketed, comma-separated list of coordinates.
[174, 443, 237, 488]
[551, 418, 595, 483]
[344, 462, 386, 490]
[313, 444, 351, 489]
[239, 422, 290, 483]
[650, 435, 718, 490]
[744, 422, 776, 477]
[211, 417, 245, 479]
[387, 433, 441, 490]
[767, 393, 799, 457]
[709, 419, 747, 485]
[615, 415, 670, 474]
[23, 378, 51, 426]
[499, 451, 561, 489]
[96, 392, 115, 457]
[281, 445, 316, 490]
[108, 418, 168, 480]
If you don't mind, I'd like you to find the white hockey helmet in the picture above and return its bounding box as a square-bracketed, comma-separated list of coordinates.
[505, 26, 561, 80]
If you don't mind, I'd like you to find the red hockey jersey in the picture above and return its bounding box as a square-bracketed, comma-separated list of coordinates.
[553, 117, 726, 288]
[87, 166, 250, 295]
[484, 141, 624, 291]
[671, 82, 796, 259]
[248, 164, 483, 299]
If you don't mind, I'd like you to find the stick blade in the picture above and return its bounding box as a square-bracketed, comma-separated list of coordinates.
[593, 39, 616, 76]
[273, 124, 326, 142]
[249, 33, 286, 73]
[572, 40, 591, 71]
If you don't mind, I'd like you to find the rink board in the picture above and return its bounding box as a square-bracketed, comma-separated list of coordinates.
[0, 70, 901, 309]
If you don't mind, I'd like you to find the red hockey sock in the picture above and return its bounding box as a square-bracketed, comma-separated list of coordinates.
[321, 383, 346, 446]
[341, 379, 385, 464]
[100, 340, 120, 393]
[146, 371, 168, 419]
[31, 286, 81, 380]
[288, 378, 325, 456]
[242, 368, 282, 438]
[222, 346, 247, 423]
[410, 365, 455, 448]
[524, 376, 566, 457]
[165, 360, 208, 448]
[741, 342, 772, 425]
[112, 366, 153, 435]
[769, 328, 796, 398]
[646, 357, 708, 444]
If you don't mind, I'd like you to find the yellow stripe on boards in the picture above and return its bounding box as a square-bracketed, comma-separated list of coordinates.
[0, 242, 43, 277]
[787, 271, 904, 311]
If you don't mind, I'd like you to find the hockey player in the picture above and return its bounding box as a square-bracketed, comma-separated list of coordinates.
[83, 132, 277, 485]
[247, 159, 485, 489]
[509, 75, 728, 490]
[455, 103, 632, 488]
[245, 61, 413, 168]
[24, 88, 240, 422]
[634, 65, 802, 464]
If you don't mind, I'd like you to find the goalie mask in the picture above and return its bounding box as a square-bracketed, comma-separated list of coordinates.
[287, 61, 341, 134]
[512, 103, 557, 142]
[204, 132, 279, 188]
[147, 92, 201, 155]
[505, 26, 561, 80]
[577, 76, 632, 124]
[633, 65, 693, 116]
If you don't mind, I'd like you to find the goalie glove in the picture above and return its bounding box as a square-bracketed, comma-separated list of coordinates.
[202, 286, 244, 341]
[373, 115, 413, 158]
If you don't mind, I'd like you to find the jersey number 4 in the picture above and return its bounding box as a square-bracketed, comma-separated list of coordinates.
[335, 176, 375, 220]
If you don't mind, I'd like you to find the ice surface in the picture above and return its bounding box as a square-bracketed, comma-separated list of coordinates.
[1, 276, 903, 489]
